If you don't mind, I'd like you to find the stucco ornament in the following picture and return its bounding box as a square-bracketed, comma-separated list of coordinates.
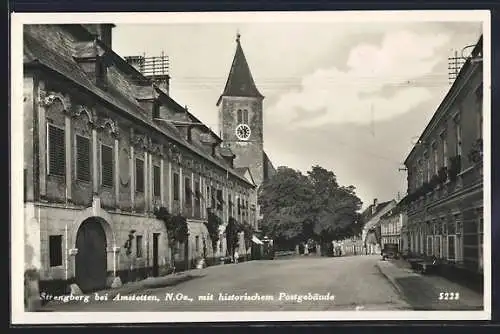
[70, 104, 94, 124]
[97, 117, 120, 138]
[131, 133, 149, 151]
[39, 91, 71, 111]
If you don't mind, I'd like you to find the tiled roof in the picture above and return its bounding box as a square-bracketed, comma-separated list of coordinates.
[23, 29, 253, 187]
[217, 36, 263, 105]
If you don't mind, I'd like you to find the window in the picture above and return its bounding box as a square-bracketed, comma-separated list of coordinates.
[136, 235, 143, 258]
[242, 109, 249, 124]
[237, 109, 243, 123]
[447, 235, 456, 261]
[194, 181, 200, 200]
[206, 186, 211, 207]
[238, 198, 241, 215]
[434, 235, 442, 258]
[211, 188, 216, 209]
[153, 165, 161, 197]
[195, 235, 200, 252]
[47, 124, 65, 176]
[185, 177, 192, 206]
[433, 146, 438, 174]
[426, 157, 431, 181]
[455, 117, 462, 156]
[135, 159, 144, 192]
[49, 235, 63, 267]
[101, 144, 114, 187]
[173, 173, 180, 200]
[426, 236, 433, 256]
[75, 135, 91, 182]
[442, 137, 448, 168]
[194, 182, 201, 207]
[216, 189, 223, 210]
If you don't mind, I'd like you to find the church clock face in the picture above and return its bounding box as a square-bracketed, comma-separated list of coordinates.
[235, 124, 251, 141]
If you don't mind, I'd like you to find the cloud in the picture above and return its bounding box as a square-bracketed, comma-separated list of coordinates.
[266, 30, 451, 128]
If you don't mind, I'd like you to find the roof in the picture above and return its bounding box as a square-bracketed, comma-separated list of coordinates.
[217, 34, 263, 106]
[23, 27, 253, 187]
[361, 200, 393, 221]
[263, 151, 276, 182]
[404, 35, 483, 166]
[362, 200, 397, 231]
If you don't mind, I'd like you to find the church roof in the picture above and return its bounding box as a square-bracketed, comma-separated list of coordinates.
[217, 33, 264, 106]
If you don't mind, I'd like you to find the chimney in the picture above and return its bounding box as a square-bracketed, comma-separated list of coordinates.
[124, 53, 170, 95]
[372, 198, 378, 215]
[82, 24, 115, 49]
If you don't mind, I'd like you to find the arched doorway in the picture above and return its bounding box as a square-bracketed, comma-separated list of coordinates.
[75, 218, 108, 293]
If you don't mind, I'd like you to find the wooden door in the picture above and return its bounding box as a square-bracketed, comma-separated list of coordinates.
[75, 219, 107, 293]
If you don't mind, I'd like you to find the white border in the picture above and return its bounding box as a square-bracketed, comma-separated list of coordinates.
[11, 10, 492, 324]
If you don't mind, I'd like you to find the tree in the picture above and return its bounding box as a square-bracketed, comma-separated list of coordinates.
[226, 217, 240, 258]
[259, 165, 363, 249]
[258, 166, 314, 245]
[205, 209, 223, 257]
[154, 207, 188, 272]
[307, 166, 362, 243]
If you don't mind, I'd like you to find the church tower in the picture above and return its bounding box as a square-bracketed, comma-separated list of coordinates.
[218, 33, 266, 187]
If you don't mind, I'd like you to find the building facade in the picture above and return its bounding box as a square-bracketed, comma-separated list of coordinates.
[361, 199, 397, 255]
[23, 24, 266, 304]
[400, 36, 483, 274]
[380, 208, 406, 251]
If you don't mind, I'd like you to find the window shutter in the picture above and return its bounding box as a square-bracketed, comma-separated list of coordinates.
[185, 177, 192, 205]
[49, 235, 63, 267]
[48, 124, 65, 176]
[153, 165, 161, 196]
[173, 173, 180, 200]
[101, 145, 114, 187]
[76, 135, 91, 181]
[136, 159, 144, 192]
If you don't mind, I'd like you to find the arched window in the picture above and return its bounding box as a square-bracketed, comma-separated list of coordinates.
[243, 109, 249, 124]
[237, 109, 243, 123]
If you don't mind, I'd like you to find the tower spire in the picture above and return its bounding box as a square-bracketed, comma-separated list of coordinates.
[217, 33, 264, 106]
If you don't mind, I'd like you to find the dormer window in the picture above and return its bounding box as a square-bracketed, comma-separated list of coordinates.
[152, 99, 161, 120]
[96, 55, 108, 89]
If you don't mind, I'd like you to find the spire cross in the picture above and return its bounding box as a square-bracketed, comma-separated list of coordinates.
[236, 30, 241, 43]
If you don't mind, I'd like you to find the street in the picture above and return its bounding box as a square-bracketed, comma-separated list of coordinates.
[44, 255, 412, 312]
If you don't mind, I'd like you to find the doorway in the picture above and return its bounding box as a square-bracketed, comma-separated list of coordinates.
[152, 233, 160, 277]
[75, 218, 107, 293]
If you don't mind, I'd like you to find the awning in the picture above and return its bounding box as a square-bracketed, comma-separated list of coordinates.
[252, 235, 263, 245]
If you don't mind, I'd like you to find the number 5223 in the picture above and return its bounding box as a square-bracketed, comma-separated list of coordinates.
[439, 292, 460, 300]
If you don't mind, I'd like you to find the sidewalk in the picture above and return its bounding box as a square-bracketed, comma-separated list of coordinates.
[41, 268, 206, 311]
[376, 259, 484, 310]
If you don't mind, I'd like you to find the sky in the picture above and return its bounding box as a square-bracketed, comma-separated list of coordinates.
[111, 19, 482, 210]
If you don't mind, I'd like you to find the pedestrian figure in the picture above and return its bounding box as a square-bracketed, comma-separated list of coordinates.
[234, 251, 239, 264]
